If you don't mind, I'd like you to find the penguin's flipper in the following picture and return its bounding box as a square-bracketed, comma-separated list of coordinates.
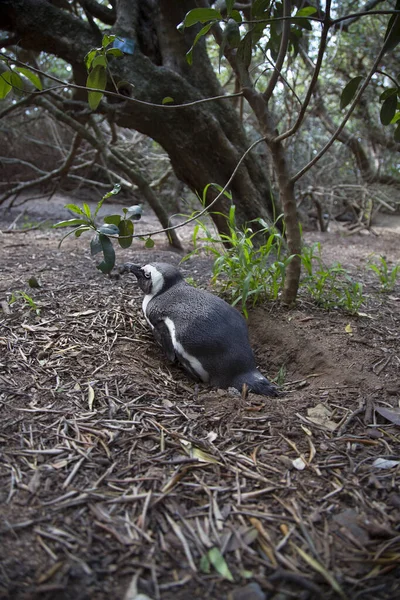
[153, 321, 176, 362]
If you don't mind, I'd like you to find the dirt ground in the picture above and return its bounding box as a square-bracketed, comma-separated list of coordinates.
[0, 195, 399, 600]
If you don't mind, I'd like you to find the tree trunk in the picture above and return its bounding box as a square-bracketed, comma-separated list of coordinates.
[1, 0, 276, 235]
[243, 89, 302, 305]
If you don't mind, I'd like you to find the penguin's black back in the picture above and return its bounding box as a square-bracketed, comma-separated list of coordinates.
[146, 279, 257, 388]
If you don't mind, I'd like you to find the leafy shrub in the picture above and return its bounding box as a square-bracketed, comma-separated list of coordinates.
[300, 243, 365, 313]
[183, 205, 294, 317]
[367, 255, 399, 292]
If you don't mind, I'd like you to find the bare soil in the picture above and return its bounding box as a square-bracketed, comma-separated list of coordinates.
[0, 196, 399, 600]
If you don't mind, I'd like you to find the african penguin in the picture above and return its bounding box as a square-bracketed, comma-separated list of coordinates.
[122, 262, 279, 397]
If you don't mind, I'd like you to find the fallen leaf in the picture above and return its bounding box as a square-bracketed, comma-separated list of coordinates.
[307, 403, 338, 431]
[301, 424, 312, 436]
[88, 384, 95, 410]
[373, 458, 400, 470]
[180, 440, 221, 464]
[375, 406, 400, 426]
[345, 323, 353, 333]
[208, 547, 234, 582]
[294, 544, 345, 598]
[292, 457, 307, 470]
[333, 508, 369, 545]
[68, 309, 97, 317]
[27, 469, 41, 494]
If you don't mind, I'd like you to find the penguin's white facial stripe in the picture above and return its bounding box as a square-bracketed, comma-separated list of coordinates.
[142, 265, 165, 325]
[143, 265, 164, 297]
[164, 317, 209, 383]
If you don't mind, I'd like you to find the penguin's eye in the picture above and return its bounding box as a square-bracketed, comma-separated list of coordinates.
[144, 271, 151, 279]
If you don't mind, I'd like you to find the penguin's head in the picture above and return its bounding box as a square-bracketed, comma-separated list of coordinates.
[126, 262, 183, 296]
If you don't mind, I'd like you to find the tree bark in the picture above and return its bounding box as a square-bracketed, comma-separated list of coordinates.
[0, 0, 276, 236]
[243, 89, 302, 305]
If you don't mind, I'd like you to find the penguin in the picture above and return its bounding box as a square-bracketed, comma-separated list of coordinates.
[122, 262, 279, 397]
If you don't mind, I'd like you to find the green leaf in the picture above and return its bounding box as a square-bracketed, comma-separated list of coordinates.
[118, 219, 134, 249]
[102, 34, 116, 48]
[92, 55, 107, 69]
[251, 0, 270, 18]
[85, 49, 97, 71]
[294, 17, 312, 30]
[106, 48, 124, 58]
[97, 224, 120, 236]
[90, 234, 102, 255]
[383, 0, 400, 54]
[225, 0, 235, 17]
[97, 234, 116, 274]
[208, 548, 234, 582]
[87, 89, 104, 111]
[2, 71, 24, 94]
[380, 87, 397, 102]
[181, 8, 221, 28]
[340, 76, 363, 110]
[53, 218, 88, 228]
[186, 22, 213, 65]
[82, 203, 92, 218]
[74, 226, 91, 237]
[126, 204, 143, 220]
[14, 67, 42, 90]
[94, 183, 121, 218]
[86, 64, 107, 110]
[64, 203, 85, 215]
[0, 72, 12, 99]
[145, 237, 155, 249]
[231, 10, 242, 24]
[200, 554, 211, 574]
[380, 93, 397, 125]
[103, 214, 121, 226]
[162, 96, 174, 104]
[296, 7, 317, 17]
[28, 276, 40, 289]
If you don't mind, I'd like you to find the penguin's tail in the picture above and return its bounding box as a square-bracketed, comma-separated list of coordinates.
[233, 371, 280, 397]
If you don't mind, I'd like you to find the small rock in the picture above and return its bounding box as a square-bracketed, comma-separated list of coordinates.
[230, 582, 266, 600]
[388, 493, 400, 508]
[367, 429, 383, 439]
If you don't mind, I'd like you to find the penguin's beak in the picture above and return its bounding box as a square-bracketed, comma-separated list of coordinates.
[120, 263, 152, 294]
[120, 263, 144, 277]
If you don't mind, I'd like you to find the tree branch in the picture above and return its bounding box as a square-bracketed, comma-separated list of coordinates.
[79, 0, 116, 25]
[291, 16, 394, 184]
[263, 0, 291, 103]
[0, 132, 81, 205]
[273, 0, 332, 144]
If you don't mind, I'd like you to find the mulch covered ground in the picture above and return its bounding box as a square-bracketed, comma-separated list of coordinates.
[0, 214, 399, 600]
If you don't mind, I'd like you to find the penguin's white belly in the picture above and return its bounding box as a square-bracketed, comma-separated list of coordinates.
[163, 317, 209, 382]
[142, 294, 154, 328]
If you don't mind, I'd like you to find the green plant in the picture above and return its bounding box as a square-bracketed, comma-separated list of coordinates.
[10, 291, 40, 314]
[85, 34, 124, 109]
[367, 255, 400, 292]
[53, 184, 146, 274]
[300, 243, 365, 313]
[274, 364, 287, 387]
[183, 202, 294, 317]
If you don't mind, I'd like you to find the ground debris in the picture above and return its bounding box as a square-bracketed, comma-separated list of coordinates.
[0, 225, 399, 599]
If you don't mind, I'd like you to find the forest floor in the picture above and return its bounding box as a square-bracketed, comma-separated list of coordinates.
[0, 194, 399, 600]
